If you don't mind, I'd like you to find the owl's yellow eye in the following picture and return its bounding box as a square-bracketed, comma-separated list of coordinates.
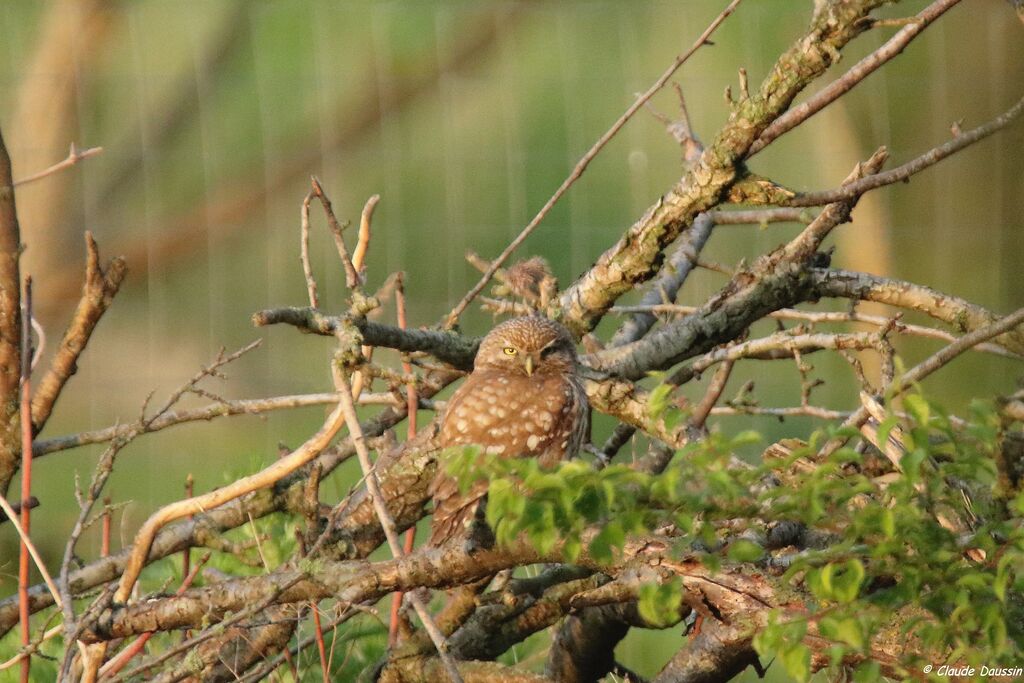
[502, 346, 517, 356]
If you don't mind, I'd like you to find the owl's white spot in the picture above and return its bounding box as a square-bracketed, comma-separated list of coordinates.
[527, 435, 541, 450]
[456, 419, 468, 432]
[538, 411, 552, 425]
[560, 440, 569, 449]
[473, 412, 490, 425]
[495, 407, 507, 418]
[486, 444, 506, 454]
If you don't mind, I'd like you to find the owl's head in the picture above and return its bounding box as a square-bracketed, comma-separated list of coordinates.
[474, 316, 577, 377]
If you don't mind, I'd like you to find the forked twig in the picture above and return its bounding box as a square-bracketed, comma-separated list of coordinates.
[12, 143, 103, 187]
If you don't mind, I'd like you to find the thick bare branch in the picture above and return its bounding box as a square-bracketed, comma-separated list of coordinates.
[559, 0, 888, 337]
[812, 269, 1024, 355]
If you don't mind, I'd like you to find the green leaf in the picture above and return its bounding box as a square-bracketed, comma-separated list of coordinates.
[904, 394, 931, 426]
[637, 578, 682, 627]
[780, 643, 811, 683]
[648, 382, 673, 418]
[727, 538, 764, 563]
[831, 559, 865, 603]
[880, 508, 896, 538]
[852, 661, 881, 683]
[588, 521, 625, 564]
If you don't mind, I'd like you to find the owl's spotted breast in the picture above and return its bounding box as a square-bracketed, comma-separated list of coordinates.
[440, 369, 584, 466]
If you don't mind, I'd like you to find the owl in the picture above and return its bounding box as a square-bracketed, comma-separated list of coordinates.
[429, 316, 589, 547]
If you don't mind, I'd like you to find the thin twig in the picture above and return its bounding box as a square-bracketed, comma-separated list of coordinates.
[300, 191, 319, 308]
[389, 272, 418, 647]
[312, 603, 330, 683]
[331, 361, 463, 683]
[353, 194, 379, 277]
[349, 194, 380, 399]
[691, 359, 734, 429]
[310, 177, 360, 289]
[0, 493, 62, 610]
[12, 143, 103, 187]
[788, 95, 1024, 207]
[443, 0, 743, 328]
[18, 277, 33, 683]
[706, 207, 813, 225]
[748, 0, 964, 156]
[33, 392, 400, 457]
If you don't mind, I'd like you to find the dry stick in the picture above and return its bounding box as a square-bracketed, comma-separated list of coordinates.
[353, 195, 379, 282]
[443, 0, 743, 328]
[0, 493, 62, 610]
[300, 191, 319, 308]
[690, 359, 734, 429]
[349, 194, 379, 400]
[79, 399, 348, 683]
[101, 498, 111, 558]
[181, 476, 193, 599]
[0, 625, 62, 672]
[12, 143, 103, 187]
[311, 177, 359, 289]
[331, 364, 463, 683]
[788, 94, 1024, 207]
[18, 277, 33, 683]
[114, 401, 346, 602]
[748, 0, 964, 156]
[312, 604, 330, 683]
[389, 273, 418, 647]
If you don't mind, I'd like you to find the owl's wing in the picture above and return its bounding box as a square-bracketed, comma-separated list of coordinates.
[428, 472, 488, 547]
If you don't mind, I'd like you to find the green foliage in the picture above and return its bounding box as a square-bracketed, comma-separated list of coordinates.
[447, 391, 1024, 679]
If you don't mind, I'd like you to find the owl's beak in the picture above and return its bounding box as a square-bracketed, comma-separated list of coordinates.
[523, 355, 534, 376]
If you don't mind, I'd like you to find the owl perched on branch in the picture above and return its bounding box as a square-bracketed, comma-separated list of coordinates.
[429, 316, 589, 547]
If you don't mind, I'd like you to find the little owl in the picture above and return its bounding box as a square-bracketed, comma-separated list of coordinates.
[429, 315, 589, 547]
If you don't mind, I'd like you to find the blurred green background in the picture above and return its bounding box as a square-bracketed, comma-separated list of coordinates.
[0, 0, 1022, 679]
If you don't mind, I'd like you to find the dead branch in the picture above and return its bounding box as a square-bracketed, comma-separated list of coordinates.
[31, 232, 126, 431]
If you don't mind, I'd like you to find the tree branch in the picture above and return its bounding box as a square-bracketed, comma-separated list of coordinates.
[558, 0, 887, 337]
[31, 232, 126, 431]
[0, 126, 22, 495]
